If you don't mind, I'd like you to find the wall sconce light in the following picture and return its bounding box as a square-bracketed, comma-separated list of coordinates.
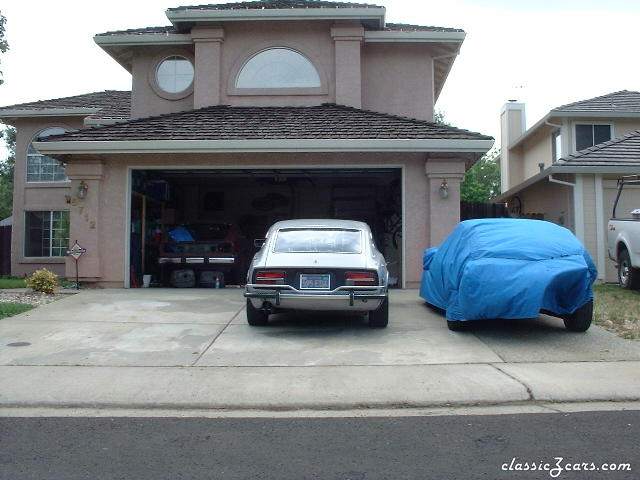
[439, 179, 449, 199]
[77, 181, 88, 199]
[64, 195, 71, 204]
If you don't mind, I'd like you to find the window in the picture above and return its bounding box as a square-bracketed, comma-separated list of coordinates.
[575, 124, 611, 151]
[236, 48, 321, 89]
[27, 127, 68, 182]
[274, 228, 362, 254]
[25, 211, 69, 257]
[156, 56, 194, 94]
[552, 131, 562, 161]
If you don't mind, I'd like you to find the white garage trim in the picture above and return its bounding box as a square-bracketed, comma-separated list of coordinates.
[574, 174, 585, 243]
[123, 164, 407, 289]
[594, 174, 605, 280]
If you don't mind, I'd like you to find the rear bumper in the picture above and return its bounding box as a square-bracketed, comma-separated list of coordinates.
[245, 284, 387, 312]
[158, 257, 235, 265]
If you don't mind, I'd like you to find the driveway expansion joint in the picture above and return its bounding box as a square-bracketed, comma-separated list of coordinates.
[490, 363, 534, 401]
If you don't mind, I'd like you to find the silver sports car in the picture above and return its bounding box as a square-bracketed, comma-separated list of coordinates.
[244, 219, 389, 327]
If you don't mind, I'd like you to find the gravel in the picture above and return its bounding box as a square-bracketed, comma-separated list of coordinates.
[0, 290, 75, 307]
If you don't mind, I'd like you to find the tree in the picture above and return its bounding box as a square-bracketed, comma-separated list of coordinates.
[0, 9, 7, 86]
[460, 149, 501, 202]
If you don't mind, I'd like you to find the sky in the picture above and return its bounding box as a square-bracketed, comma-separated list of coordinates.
[1, 0, 640, 159]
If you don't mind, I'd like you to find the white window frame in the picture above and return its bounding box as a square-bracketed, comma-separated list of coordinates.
[572, 122, 614, 153]
[26, 127, 69, 183]
[24, 210, 70, 258]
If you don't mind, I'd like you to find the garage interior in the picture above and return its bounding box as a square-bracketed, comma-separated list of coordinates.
[129, 168, 402, 288]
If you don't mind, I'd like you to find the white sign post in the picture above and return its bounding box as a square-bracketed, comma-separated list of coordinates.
[66, 241, 87, 290]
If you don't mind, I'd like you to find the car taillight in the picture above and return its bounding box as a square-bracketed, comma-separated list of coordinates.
[345, 271, 377, 286]
[255, 270, 285, 285]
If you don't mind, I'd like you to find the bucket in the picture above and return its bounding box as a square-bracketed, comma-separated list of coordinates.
[142, 275, 152, 288]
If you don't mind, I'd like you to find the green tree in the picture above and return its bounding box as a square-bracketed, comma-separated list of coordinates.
[0, 126, 15, 219]
[460, 149, 501, 202]
[0, 9, 7, 85]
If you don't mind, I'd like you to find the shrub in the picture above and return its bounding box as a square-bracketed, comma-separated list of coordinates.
[26, 268, 58, 294]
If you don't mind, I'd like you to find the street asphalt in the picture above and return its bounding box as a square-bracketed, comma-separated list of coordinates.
[0, 288, 639, 409]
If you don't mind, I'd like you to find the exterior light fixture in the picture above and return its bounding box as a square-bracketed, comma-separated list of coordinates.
[439, 179, 449, 199]
[77, 181, 88, 199]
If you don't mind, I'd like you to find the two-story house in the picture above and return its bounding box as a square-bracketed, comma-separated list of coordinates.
[495, 90, 640, 283]
[0, 0, 493, 288]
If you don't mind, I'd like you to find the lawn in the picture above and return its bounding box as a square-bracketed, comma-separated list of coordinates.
[0, 276, 27, 289]
[0, 302, 33, 319]
[593, 284, 640, 340]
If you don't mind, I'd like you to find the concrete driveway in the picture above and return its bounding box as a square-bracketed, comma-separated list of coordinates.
[1, 289, 639, 409]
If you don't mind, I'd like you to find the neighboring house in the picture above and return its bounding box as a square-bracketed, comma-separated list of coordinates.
[0, 0, 493, 288]
[495, 90, 640, 283]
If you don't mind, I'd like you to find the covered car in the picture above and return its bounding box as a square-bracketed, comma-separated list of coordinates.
[420, 219, 597, 331]
[244, 219, 389, 327]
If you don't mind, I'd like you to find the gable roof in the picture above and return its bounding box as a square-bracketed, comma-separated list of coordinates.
[40, 103, 491, 143]
[167, 1, 381, 10]
[0, 91, 131, 121]
[553, 90, 640, 114]
[555, 130, 640, 167]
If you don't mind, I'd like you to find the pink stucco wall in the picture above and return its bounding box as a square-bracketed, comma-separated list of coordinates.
[10, 117, 83, 278]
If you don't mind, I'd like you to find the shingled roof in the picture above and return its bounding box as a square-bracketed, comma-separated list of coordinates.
[553, 90, 640, 114]
[0, 91, 131, 120]
[167, 1, 381, 11]
[556, 130, 640, 167]
[40, 103, 492, 142]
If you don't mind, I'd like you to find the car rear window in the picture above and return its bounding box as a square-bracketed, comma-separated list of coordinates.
[274, 228, 362, 253]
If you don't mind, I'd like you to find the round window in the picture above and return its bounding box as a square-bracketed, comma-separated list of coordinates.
[155, 56, 194, 94]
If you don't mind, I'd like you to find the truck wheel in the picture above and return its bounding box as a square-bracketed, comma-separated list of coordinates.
[618, 249, 640, 290]
[368, 297, 389, 328]
[246, 299, 268, 326]
[563, 300, 593, 332]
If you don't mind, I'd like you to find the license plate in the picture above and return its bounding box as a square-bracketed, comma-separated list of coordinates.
[300, 274, 330, 290]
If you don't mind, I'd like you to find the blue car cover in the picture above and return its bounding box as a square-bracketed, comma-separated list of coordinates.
[419, 219, 597, 322]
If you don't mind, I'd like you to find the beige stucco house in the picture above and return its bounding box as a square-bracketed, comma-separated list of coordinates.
[0, 0, 493, 288]
[495, 90, 640, 283]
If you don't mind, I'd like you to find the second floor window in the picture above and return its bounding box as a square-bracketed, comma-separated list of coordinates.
[27, 127, 68, 182]
[236, 48, 321, 89]
[575, 123, 611, 151]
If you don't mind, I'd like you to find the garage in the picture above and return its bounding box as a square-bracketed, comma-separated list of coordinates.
[128, 167, 403, 289]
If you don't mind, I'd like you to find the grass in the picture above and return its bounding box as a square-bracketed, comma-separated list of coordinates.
[593, 284, 640, 340]
[0, 276, 27, 289]
[0, 302, 33, 319]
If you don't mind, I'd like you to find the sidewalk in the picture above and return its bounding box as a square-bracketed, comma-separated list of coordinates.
[1, 289, 639, 410]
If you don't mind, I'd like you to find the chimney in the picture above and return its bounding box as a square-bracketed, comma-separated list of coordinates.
[499, 101, 526, 192]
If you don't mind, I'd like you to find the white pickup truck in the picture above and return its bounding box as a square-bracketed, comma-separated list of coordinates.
[607, 175, 640, 289]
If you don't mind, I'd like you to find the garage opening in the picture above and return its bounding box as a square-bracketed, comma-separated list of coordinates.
[128, 168, 402, 288]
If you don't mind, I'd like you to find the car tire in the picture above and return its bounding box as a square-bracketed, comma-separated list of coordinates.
[246, 299, 269, 326]
[368, 297, 389, 328]
[447, 320, 468, 331]
[563, 300, 593, 332]
[618, 249, 640, 290]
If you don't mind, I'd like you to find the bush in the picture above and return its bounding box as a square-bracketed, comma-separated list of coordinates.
[26, 268, 58, 294]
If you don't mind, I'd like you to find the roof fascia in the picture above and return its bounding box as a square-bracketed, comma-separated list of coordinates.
[34, 138, 494, 155]
[553, 165, 640, 174]
[551, 110, 640, 119]
[364, 30, 465, 43]
[94, 33, 192, 47]
[0, 108, 98, 119]
[166, 7, 386, 28]
[492, 167, 553, 203]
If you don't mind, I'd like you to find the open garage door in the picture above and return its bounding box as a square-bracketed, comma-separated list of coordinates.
[128, 168, 403, 288]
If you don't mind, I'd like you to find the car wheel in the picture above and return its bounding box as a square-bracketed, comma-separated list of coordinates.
[246, 299, 269, 326]
[447, 320, 468, 331]
[618, 249, 640, 290]
[563, 300, 593, 332]
[368, 297, 389, 328]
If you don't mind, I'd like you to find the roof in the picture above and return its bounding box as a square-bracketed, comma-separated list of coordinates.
[553, 90, 640, 114]
[555, 130, 640, 167]
[40, 103, 492, 142]
[167, 1, 381, 11]
[0, 91, 130, 120]
[0, 216, 12, 227]
[269, 219, 370, 231]
[95, 22, 462, 36]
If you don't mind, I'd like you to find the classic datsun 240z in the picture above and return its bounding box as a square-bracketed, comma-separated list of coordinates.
[244, 220, 389, 327]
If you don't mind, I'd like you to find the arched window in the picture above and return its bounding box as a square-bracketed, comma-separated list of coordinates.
[27, 127, 68, 182]
[236, 48, 321, 89]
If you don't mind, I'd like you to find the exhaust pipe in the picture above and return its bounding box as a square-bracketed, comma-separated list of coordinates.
[261, 301, 276, 315]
